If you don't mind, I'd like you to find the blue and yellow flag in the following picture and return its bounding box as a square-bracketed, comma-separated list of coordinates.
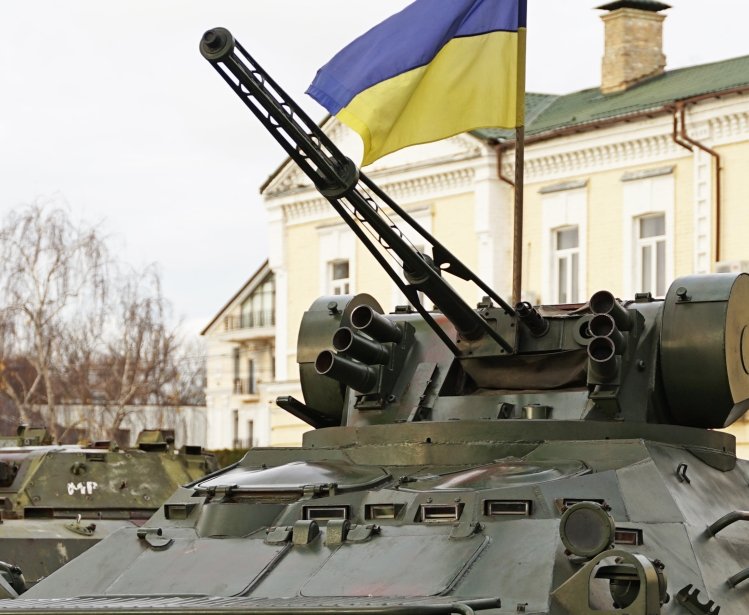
[307, 0, 527, 166]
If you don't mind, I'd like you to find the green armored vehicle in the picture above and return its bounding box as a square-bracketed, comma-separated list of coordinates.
[0, 427, 216, 594]
[3, 27, 748, 615]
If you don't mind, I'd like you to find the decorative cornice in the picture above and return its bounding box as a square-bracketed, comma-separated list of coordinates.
[511, 133, 683, 183]
[708, 110, 749, 143]
[279, 166, 477, 225]
[265, 149, 482, 199]
[503, 107, 749, 184]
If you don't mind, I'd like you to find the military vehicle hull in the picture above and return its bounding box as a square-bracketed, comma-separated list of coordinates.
[0, 438, 217, 593]
[1, 422, 745, 613]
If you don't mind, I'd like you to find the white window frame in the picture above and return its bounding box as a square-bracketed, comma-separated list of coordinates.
[622, 174, 674, 298]
[634, 213, 667, 297]
[541, 188, 587, 304]
[327, 259, 350, 296]
[552, 226, 581, 304]
[318, 224, 356, 296]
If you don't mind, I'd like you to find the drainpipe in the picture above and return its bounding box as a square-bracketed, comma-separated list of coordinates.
[670, 107, 693, 152]
[674, 101, 722, 264]
[495, 141, 515, 187]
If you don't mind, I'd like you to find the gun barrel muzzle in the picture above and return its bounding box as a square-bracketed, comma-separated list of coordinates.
[315, 350, 378, 392]
[588, 314, 625, 353]
[332, 327, 390, 365]
[587, 336, 618, 382]
[350, 305, 402, 343]
[515, 301, 550, 337]
[589, 290, 633, 331]
[199, 28, 235, 61]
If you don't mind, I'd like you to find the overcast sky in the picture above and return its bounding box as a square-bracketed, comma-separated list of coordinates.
[2, 1, 748, 336]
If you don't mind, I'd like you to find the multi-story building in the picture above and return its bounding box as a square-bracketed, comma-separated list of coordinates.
[201, 261, 307, 449]
[208, 1, 749, 455]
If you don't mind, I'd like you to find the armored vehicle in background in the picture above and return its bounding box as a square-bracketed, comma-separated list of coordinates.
[2, 27, 748, 615]
[0, 427, 216, 594]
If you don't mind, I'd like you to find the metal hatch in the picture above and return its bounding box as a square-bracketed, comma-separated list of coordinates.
[398, 458, 588, 492]
[302, 531, 488, 598]
[195, 460, 390, 494]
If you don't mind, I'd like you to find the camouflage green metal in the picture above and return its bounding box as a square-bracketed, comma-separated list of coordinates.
[2, 25, 748, 615]
[0, 428, 217, 593]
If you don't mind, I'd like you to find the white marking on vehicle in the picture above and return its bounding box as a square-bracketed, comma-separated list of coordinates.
[66, 481, 98, 495]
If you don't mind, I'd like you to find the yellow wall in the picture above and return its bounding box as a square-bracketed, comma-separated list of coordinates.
[285, 221, 326, 375]
[521, 178, 543, 301]
[717, 141, 749, 263]
[524, 157, 695, 302]
[671, 157, 695, 277]
[433, 193, 478, 301]
[586, 169, 623, 295]
[270, 406, 307, 447]
[355, 233, 397, 311]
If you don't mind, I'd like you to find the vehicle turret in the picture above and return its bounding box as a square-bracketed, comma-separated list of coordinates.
[1, 25, 747, 615]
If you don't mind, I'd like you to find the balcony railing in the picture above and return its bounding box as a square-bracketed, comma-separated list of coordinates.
[223, 310, 275, 331]
[233, 378, 257, 396]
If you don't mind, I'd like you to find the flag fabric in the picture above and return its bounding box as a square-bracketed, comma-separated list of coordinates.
[307, 0, 527, 166]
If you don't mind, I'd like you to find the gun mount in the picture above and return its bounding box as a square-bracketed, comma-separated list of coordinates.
[2, 26, 748, 615]
[199, 27, 749, 433]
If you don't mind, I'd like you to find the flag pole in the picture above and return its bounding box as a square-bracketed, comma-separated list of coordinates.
[512, 125, 525, 305]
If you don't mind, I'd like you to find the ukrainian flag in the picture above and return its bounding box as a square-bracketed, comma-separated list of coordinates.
[307, 0, 526, 166]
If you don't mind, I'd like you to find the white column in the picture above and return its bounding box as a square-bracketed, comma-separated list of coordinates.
[473, 150, 514, 300]
[692, 146, 714, 274]
[267, 203, 288, 381]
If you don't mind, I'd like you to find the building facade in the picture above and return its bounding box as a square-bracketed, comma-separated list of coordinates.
[202, 261, 307, 449]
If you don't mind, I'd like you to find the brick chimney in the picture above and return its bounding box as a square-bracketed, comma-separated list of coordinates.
[597, 1, 670, 94]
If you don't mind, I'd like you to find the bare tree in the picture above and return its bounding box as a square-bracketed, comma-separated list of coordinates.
[166, 338, 207, 407]
[0, 200, 205, 443]
[0, 200, 107, 439]
[94, 265, 179, 440]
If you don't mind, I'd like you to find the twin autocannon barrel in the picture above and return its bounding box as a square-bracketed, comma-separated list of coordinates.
[587, 290, 633, 383]
[199, 27, 516, 356]
[314, 305, 401, 394]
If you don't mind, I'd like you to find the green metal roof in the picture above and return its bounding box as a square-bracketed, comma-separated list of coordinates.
[476, 92, 558, 141]
[474, 54, 749, 143]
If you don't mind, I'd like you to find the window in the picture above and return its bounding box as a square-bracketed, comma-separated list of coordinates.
[541, 187, 587, 304]
[553, 226, 580, 303]
[621, 172, 673, 298]
[240, 275, 275, 328]
[233, 348, 241, 394]
[319, 225, 355, 296]
[328, 259, 350, 295]
[247, 359, 256, 395]
[635, 213, 666, 296]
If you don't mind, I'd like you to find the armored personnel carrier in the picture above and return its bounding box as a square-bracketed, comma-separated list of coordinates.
[2, 27, 748, 615]
[0, 427, 216, 594]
